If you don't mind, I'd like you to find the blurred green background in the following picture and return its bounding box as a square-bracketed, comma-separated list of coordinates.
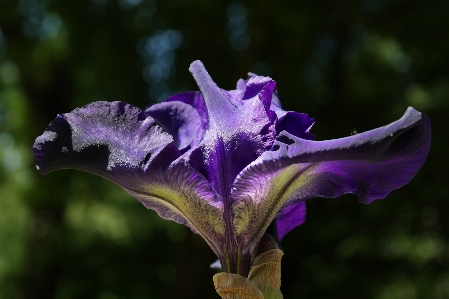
[0, 0, 448, 298]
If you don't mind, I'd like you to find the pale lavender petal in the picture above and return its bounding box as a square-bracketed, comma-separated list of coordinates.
[186, 61, 277, 199]
[270, 91, 288, 118]
[232, 107, 430, 250]
[189, 61, 237, 128]
[33, 101, 225, 257]
[236, 78, 247, 91]
[276, 202, 306, 240]
[210, 259, 222, 270]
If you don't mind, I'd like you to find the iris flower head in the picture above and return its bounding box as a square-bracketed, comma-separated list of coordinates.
[33, 60, 430, 276]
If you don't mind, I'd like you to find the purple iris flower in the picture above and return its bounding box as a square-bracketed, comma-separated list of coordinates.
[33, 60, 430, 276]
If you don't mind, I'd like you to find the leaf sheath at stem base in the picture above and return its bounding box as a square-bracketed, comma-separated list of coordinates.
[213, 236, 284, 299]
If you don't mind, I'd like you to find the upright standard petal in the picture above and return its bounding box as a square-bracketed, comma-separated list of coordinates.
[146, 91, 208, 149]
[187, 61, 277, 196]
[186, 61, 277, 274]
[33, 101, 225, 257]
[232, 107, 430, 250]
[189, 60, 237, 128]
[145, 100, 202, 150]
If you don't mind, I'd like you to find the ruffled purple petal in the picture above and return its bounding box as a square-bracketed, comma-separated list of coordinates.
[145, 101, 202, 150]
[236, 73, 288, 121]
[231, 107, 430, 249]
[33, 101, 177, 176]
[242, 76, 276, 106]
[164, 91, 208, 123]
[33, 101, 225, 257]
[237, 74, 287, 119]
[276, 201, 306, 240]
[160, 91, 208, 148]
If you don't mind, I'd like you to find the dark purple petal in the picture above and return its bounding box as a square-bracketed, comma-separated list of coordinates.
[276, 201, 306, 240]
[145, 101, 202, 150]
[276, 112, 315, 140]
[33, 101, 226, 257]
[231, 107, 430, 249]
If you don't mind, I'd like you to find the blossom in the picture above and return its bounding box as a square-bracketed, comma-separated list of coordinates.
[33, 60, 430, 276]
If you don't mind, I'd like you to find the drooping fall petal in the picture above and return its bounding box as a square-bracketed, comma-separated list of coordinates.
[232, 107, 430, 250]
[33, 101, 225, 256]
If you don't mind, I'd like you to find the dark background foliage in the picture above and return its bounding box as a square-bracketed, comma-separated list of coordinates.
[0, 0, 448, 298]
